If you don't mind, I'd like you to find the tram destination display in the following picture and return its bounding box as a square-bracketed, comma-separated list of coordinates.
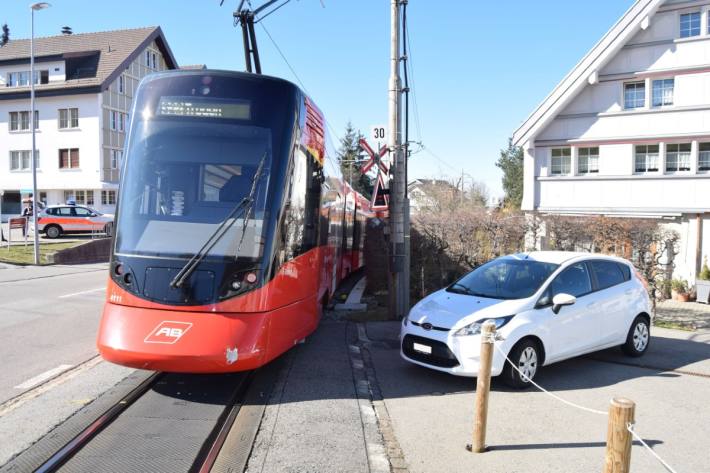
[158, 96, 251, 120]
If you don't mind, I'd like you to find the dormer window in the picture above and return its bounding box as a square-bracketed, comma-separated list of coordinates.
[5, 70, 49, 87]
[680, 12, 701, 38]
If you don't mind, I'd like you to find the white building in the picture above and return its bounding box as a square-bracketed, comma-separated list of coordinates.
[0, 26, 177, 216]
[513, 0, 710, 284]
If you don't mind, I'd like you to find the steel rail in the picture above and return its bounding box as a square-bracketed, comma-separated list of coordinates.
[191, 371, 256, 473]
[34, 372, 163, 473]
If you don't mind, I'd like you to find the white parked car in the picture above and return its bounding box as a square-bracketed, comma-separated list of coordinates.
[400, 251, 652, 388]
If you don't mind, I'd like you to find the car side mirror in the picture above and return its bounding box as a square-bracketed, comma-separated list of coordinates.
[552, 293, 576, 314]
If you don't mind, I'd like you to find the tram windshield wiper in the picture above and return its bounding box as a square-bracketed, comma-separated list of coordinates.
[170, 151, 268, 289]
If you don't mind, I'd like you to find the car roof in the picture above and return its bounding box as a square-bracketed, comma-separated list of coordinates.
[502, 251, 630, 266]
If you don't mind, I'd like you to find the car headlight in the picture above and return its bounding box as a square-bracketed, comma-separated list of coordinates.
[453, 316, 514, 336]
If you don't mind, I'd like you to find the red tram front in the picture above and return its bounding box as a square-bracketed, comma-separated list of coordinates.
[97, 70, 372, 372]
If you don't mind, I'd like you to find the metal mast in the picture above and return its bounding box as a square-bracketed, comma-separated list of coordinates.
[388, 0, 409, 319]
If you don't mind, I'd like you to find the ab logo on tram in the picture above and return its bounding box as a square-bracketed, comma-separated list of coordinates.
[144, 321, 193, 344]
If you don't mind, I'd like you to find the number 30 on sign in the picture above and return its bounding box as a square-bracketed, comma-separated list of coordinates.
[370, 125, 387, 142]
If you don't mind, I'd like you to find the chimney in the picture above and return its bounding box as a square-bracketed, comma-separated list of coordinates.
[61, 26, 72, 35]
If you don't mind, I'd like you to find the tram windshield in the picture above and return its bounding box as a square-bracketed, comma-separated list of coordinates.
[115, 93, 278, 261]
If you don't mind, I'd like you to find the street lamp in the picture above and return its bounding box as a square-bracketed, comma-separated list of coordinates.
[30, 1, 50, 264]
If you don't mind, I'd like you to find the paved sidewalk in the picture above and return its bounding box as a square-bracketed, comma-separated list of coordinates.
[656, 299, 710, 330]
[245, 321, 389, 473]
[363, 322, 710, 473]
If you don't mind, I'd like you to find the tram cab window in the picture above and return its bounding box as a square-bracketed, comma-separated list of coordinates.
[116, 121, 272, 260]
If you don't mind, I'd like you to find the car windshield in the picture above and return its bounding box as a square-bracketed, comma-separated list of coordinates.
[448, 258, 559, 300]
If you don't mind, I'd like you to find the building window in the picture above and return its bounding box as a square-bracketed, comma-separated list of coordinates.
[101, 190, 116, 205]
[700, 143, 710, 171]
[652, 79, 674, 107]
[110, 149, 123, 169]
[5, 70, 47, 87]
[680, 11, 701, 38]
[110, 111, 125, 131]
[118, 74, 125, 93]
[624, 82, 645, 109]
[145, 50, 151, 67]
[64, 190, 94, 206]
[9, 111, 38, 131]
[578, 147, 599, 174]
[550, 148, 571, 175]
[665, 143, 691, 172]
[152, 52, 157, 69]
[9, 150, 39, 171]
[59, 148, 80, 169]
[634, 144, 659, 173]
[58, 108, 79, 129]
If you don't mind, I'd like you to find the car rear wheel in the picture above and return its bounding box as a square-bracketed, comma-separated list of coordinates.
[622, 316, 650, 357]
[45, 225, 62, 239]
[502, 339, 540, 389]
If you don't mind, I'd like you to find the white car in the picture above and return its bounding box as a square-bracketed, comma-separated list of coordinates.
[400, 251, 652, 388]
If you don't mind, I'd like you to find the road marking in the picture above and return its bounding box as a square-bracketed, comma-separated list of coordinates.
[59, 287, 105, 298]
[14, 364, 74, 390]
[0, 356, 103, 417]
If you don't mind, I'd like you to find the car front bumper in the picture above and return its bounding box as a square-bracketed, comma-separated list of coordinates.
[399, 322, 509, 377]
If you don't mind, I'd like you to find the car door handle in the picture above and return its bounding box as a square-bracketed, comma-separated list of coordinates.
[586, 302, 598, 309]
[624, 290, 633, 296]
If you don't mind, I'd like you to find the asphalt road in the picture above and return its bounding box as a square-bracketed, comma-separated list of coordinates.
[0, 263, 109, 404]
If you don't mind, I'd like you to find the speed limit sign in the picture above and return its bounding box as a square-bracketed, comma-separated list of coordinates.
[370, 125, 387, 143]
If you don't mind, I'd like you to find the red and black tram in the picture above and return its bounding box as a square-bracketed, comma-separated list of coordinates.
[97, 70, 373, 372]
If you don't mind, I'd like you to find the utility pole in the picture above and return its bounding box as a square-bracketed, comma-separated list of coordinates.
[388, 0, 409, 319]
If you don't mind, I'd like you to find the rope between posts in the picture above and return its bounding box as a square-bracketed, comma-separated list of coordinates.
[491, 341, 607, 416]
[486, 336, 681, 472]
[627, 423, 680, 473]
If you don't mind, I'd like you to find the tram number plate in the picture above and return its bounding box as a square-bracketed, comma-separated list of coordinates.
[412, 342, 432, 355]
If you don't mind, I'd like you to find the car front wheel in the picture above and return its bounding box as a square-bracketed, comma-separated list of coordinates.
[622, 316, 650, 357]
[502, 339, 541, 389]
[45, 225, 62, 239]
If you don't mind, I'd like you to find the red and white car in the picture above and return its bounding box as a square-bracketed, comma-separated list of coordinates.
[37, 205, 114, 238]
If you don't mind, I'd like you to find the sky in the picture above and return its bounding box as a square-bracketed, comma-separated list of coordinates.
[2, 0, 635, 198]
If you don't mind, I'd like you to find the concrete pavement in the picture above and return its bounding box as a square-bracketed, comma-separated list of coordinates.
[364, 322, 710, 473]
[0, 264, 109, 404]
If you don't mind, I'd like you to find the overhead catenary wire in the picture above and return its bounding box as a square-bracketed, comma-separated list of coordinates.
[257, 20, 342, 172]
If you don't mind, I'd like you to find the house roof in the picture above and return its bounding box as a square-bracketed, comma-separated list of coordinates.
[0, 26, 177, 98]
[512, 0, 664, 147]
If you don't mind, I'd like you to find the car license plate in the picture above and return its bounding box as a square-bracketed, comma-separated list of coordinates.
[412, 342, 432, 355]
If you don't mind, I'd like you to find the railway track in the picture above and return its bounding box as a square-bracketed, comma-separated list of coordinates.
[2, 364, 280, 473]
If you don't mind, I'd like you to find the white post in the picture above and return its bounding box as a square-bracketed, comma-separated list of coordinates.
[30, 6, 40, 264]
[0, 190, 4, 244]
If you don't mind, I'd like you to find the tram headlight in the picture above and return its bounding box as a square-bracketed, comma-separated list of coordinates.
[231, 280, 242, 291]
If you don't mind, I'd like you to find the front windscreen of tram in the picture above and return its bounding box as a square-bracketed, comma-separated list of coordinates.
[113, 73, 297, 303]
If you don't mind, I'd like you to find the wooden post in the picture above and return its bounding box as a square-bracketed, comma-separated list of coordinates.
[604, 397, 635, 473]
[470, 320, 496, 453]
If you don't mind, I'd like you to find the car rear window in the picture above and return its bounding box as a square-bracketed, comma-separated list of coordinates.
[591, 260, 625, 290]
[617, 263, 631, 282]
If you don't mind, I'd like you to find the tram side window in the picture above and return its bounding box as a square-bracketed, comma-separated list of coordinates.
[281, 148, 322, 262]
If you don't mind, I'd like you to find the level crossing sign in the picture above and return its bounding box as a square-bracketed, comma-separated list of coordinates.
[358, 138, 390, 210]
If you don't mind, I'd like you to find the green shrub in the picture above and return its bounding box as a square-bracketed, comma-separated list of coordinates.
[699, 257, 710, 281]
[671, 278, 689, 293]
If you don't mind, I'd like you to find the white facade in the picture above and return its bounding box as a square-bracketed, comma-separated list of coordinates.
[514, 0, 710, 283]
[0, 31, 175, 217]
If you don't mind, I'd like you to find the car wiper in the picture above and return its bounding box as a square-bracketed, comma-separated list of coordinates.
[170, 151, 268, 289]
[448, 283, 476, 296]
